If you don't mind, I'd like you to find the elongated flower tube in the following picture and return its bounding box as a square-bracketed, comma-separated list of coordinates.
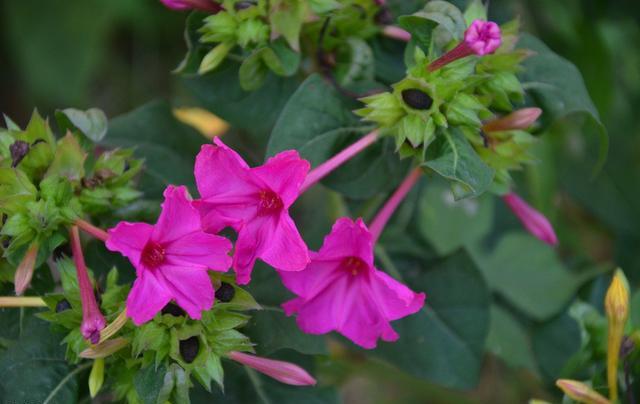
[428, 20, 502, 72]
[227, 351, 316, 386]
[604, 269, 629, 402]
[556, 380, 611, 404]
[159, 0, 222, 13]
[482, 108, 542, 132]
[502, 193, 558, 246]
[14, 241, 39, 296]
[300, 130, 379, 193]
[76, 219, 109, 242]
[70, 226, 106, 344]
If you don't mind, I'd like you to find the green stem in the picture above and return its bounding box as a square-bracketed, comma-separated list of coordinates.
[43, 362, 92, 404]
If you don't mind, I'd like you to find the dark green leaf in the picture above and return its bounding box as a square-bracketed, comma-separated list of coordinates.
[531, 311, 581, 381]
[135, 363, 168, 404]
[486, 305, 537, 371]
[55, 108, 108, 142]
[398, 15, 437, 54]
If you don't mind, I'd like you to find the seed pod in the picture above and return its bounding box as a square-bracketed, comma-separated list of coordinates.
[401, 89, 433, 110]
[234, 1, 256, 11]
[56, 299, 72, 313]
[161, 302, 186, 317]
[10, 140, 30, 167]
[179, 336, 200, 364]
[215, 282, 235, 302]
[374, 7, 393, 25]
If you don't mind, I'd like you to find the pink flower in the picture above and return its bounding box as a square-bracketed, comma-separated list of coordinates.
[159, 0, 222, 13]
[503, 192, 558, 246]
[193, 138, 310, 285]
[106, 185, 232, 325]
[463, 20, 502, 56]
[279, 218, 425, 349]
[227, 351, 316, 386]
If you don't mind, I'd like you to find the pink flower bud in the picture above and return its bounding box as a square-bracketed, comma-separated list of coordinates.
[428, 20, 502, 72]
[463, 20, 502, 56]
[382, 26, 411, 42]
[503, 193, 558, 246]
[227, 351, 316, 386]
[483, 108, 542, 132]
[159, 0, 222, 13]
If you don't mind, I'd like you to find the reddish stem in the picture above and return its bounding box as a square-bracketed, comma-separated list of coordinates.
[300, 131, 379, 193]
[369, 167, 422, 243]
[76, 219, 109, 242]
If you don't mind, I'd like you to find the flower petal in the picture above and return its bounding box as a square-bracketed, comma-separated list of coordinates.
[232, 216, 271, 284]
[127, 271, 172, 325]
[252, 150, 309, 207]
[316, 218, 374, 266]
[106, 222, 154, 272]
[152, 185, 201, 244]
[165, 232, 232, 271]
[260, 212, 309, 272]
[278, 258, 341, 298]
[368, 269, 426, 321]
[157, 265, 215, 319]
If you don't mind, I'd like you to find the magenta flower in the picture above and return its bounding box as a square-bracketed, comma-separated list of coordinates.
[428, 19, 502, 71]
[503, 192, 558, 246]
[279, 218, 425, 349]
[227, 351, 316, 386]
[106, 185, 232, 325]
[159, 0, 222, 13]
[193, 138, 310, 285]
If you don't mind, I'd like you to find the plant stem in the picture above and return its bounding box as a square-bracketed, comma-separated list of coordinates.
[300, 130, 378, 193]
[75, 219, 109, 242]
[0, 296, 46, 307]
[368, 167, 422, 243]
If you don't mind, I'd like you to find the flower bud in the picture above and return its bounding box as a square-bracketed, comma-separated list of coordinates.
[555, 379, 610, 404]
[228, 351, 316, 386]
[482, 108, 542, 132]
[605, 269, 629, 402]
[503, 193, 558, 246]
[159, 0, 222, 13]
[89, 358, 105, 398]
[14, 242, 39, 296]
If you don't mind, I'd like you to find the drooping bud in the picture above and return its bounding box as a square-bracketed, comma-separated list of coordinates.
[14, 242, 39, 296]
[401, 89, 433, 110]
[9, 140, 30, 168]
[503, 193, 558, 246]
[604, 269, 629, 402]
[382, 26, 411, 42]
[89, 358, 105, 398]
[428, 20, 502, 72]
[227, 351, 316, 386]
[215, 282, 235, 302]
[159, 0, 222, 13]
[179, 336, 200, 364]
[482, 108, 542, 132]
[555, 379, 611, 404]
[70, 226, 106, 344]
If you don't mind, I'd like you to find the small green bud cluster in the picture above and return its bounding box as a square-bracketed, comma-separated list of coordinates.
[0, 110, 142, 275]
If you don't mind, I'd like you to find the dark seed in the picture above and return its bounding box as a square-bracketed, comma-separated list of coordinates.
[9, 140, 30, 168]
[215, 282, 235, 302]
[179, 336, 200, 364]
[123, 160, 131, 172]
[53, 243, 72, 260]
[401, 89, 433, 110]
[374, 8, 393, 25]
[55, 299, 72, 312]
[234, 1, 256, 11]
[161, 302, 186, 317]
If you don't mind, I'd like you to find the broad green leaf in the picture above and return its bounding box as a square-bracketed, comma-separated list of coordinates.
[518, 34, 608, 174]
[531, 312, 581, 381]
[263, 39, 301, 77]
[135, 363, 168, 404]
[468, 233, 603, 321]
[0, 318, 81, 403]
[463, 0, 487, 25]
[267, 74, 409, 199]
[239, 50, 269, 91]
[55, 108, 108, 142]
[372, 250, 490, 389]
[103, 100, 205, 198]
[631, 290, 640, 328]
[398, 15, 437, 54]
[486, 305, 537, 371]
[0, 168, 37, 214]
[418, 180, 494, 254]
[422, 129, 495, 199]
[44, 133, 87, 181]
[335, 38, 375, 87]
[243, 309, 327, 355]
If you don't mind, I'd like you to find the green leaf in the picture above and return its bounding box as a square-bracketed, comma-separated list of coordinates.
[135, 363, 167, 404]
[418, 180, 494, 254]
[199, 42, 233, 75]
[270, 0, 305, 51]
[0, 168, 37, 214]
[44, 134, 87, 182]
[631, 290, 640, 328]
[55, 108, 108, 142]
[0, 318, 82, 403]
[422, 129, 495, 199]
[486, 305, 537, 371]
[262, 38, 301, 77]
[468, 233, 603, 321]
[103, 100, 205, 198]
[463, 0, 487, 25]
[531, 311, 581, 381]
[372, 250, 490, 389]
[518, 34, 608, 174]
[398, 15, 437, 54]
[243, 309, 327, 355]
[267, 74, 408, 199]
[239, 50, 269, 91]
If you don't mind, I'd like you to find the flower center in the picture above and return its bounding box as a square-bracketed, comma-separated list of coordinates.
[257, 189, 284, 216]
[141, 241, 165, 269]
[340, 256, 368, 276]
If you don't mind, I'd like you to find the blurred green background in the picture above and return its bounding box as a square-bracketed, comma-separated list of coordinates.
[1, 0, 639, 402]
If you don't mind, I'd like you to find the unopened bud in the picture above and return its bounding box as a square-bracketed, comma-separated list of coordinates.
[89, 358, 105, 398]
[482, 108, 542, 132]
[555, 379, 610, 404]
[228, 351, 316, 386]
[503, 193, 558, 246]
[605, 269, 629, 402]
